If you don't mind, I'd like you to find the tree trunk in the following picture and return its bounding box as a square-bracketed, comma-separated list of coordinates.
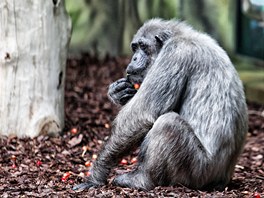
[0, 0, 72, 137]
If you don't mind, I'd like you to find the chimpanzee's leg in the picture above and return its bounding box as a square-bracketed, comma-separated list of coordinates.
[113, 112, 209, 190]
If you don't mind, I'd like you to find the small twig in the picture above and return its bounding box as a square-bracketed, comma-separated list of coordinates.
[256, 175, 264, 180]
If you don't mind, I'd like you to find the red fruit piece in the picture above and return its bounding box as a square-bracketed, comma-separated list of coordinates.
[253, 192, 261, 198]
[134, 83, 140, 90]
[63, 172, 71, 178]
[120, 159, 128, 165]
[85, 161, 92, 167]
[61, 172, 71, 182]
[61, 177, 67, 182]
[11, 164, 17, 168]
[131, 157, 137, 164]
[36, 160, 42, 166]
[70, 128, 78, 134]
[11, 155, 16, 161]
[86, 171, 91, 177]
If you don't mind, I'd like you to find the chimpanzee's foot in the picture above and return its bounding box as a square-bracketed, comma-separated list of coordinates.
[73, 181, 100, 192]
[112, 170, 154, 191]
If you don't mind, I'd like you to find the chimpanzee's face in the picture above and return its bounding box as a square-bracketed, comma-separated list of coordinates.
[126, 36, 163, 84]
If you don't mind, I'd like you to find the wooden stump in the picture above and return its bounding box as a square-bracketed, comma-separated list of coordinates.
[0, 0, 72, 137]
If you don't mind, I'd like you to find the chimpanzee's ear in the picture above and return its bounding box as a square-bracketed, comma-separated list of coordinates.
[155, 30, 172, 46]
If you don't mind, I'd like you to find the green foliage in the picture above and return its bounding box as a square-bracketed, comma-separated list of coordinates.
[65, 0, 179, 55]
[65, 0, 91, 49]
[64, 0, 242, 57]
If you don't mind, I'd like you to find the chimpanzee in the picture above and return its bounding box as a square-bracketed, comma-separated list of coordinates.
[74, 18, 248, 191]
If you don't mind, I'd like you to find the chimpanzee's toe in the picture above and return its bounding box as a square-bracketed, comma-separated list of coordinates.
[73, 182, 97, 192]
[112, 171, 154, 191]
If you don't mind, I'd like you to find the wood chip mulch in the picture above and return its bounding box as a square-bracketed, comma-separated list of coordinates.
[0, 54, 263, 197]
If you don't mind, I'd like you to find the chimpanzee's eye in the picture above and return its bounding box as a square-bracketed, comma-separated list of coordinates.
[131, 43, 138, 52]
[139, 41, 148, 51]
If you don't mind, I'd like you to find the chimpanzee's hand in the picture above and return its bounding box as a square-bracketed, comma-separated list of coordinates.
[108, 78, 137, 105]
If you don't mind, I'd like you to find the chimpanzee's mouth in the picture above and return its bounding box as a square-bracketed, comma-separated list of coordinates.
[126, 74, 143, 84]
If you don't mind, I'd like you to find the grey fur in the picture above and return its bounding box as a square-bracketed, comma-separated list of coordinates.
[73, 18, 248, 191]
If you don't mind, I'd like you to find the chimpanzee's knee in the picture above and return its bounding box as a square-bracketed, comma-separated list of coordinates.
[138, 112, 208, 188]
[143, 112, 192, 144]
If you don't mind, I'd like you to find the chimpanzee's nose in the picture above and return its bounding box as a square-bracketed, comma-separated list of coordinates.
[126, 64, 137, 75]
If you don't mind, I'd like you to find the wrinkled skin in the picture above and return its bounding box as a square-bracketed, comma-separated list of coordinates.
[107, 31, 164, 105]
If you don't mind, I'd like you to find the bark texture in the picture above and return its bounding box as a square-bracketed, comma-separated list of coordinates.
[0, 0, 72, 137]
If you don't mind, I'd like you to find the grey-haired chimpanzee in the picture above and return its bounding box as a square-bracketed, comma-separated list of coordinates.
[74, 18, 248, 191]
